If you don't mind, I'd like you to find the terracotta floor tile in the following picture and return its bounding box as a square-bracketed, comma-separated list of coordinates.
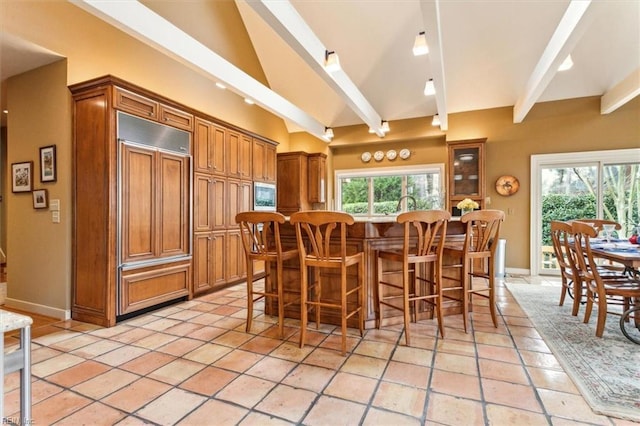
[513, 334, 552, 353]
[156, 337, 204, 357]
[102, 377, 172, 413]
[212, 315, 245, 329]
[340, 353, 388, 379]
[434, 337, 476, 357]
[302, 395, 366, 426]
[238, 411, 294, 426]
[119, 351, 177, 376]
[179, 366, 239, 396]
[244, 355, 297, 382]
[88, 324, 132, 339]
[485, 403, 550, 425]
[433, 352, 478, 376]
[214, 330, 255, 348]
[167, 309, 203, 321]
[32, 353, 86, 377]
[70, 339, 124, 359]
[508, 324, 543, 339]
[30, 346, 64, 364]
[425, 392, 485, 425]
[188, 312, 226, 325]
[161, 321, 205, 337]
[429, 368, 481, 400]
[48, 334, 101, 352]
[519, 349, 563, 370]
[187, 325, 227, 341]
[537, 388, 611, 425]
[254, 384, 317, 423]
[362, 328, 402, 344]
[56, 401, 127, 425]
[353, 339, 395, 359]
[476, 343, 521, 364]
[72, 368, 140, 400]
[131, 331, 178, 350]
[526, 366, 580, 394]
[3, 379, 63, 416]
[135, 388, 207, 425]
[182, 342, 232, 364]
[178, 398, 248, 426]
[318, 333, 360, 353]
[362, 407, 422, 425]
[478, 358, 530, 385]
[382, 360, 430, 389]
[93, 345, 150, 367]
[324, 371, 378, 404]
[269, 341, 314, 362]
[371, 381, 427, 418]
[239, 335, 283, 354]
[216, 375, 277, 409]
[281, 364, 335, 393]
[213, 349, 264, 373]
[391, 345, 434, 367]
[45, 360, 112, 388]
[148, 358, 205, 385]
[109, 327, 155, 344]
[29, 390, 92, 425]
[302, 347, 347, 370]
[473, 330, 515, 347]
[481, 377, 543, 413]
[32, 329, 82, 347]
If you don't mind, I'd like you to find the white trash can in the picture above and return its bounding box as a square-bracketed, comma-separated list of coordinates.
[495, 239, 506, 277]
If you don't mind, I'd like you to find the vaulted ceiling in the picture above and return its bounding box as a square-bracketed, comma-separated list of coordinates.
[2, 1, 639, 142]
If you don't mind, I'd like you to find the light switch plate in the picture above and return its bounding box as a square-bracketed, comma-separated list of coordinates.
[50, 199, 60, 211]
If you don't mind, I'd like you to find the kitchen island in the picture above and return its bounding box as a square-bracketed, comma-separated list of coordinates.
[275, 216, 465, 329]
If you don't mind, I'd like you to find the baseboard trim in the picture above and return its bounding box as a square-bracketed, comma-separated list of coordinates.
[2, 298, 70, 321]
[506, 267, 531, 276]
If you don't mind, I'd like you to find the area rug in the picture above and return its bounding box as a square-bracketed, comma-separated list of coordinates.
[506, 283, 640, 422]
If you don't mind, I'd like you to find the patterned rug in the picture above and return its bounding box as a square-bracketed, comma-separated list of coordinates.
[506, 283, 640, 422]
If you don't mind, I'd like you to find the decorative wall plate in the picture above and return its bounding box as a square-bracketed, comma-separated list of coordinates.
[399, 148, 411, 160]
[386, 149, 397, 160]
[374, 150, 385, 161]
[495, 175, 520, 196]
[361, 151, 372, 163]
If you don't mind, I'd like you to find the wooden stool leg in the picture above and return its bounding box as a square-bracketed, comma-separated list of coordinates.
[314, 267, 321, 329]
[246, 260, 255, 333]
[299, 263, 308, 349]
[376, 256, 383, 329]
[359, 258, 365, 337]
[403, 265, 411, 346]
[341, 265, 347, 356]
[276, 259, 285, 339]
[462, 259, 470, 333]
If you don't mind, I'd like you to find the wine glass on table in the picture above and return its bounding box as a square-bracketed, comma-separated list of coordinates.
[602, 224, 616, 244]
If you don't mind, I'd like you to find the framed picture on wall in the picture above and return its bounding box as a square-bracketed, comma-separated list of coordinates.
[40, 145, 57, 182]
[11, 161, 34, 193]
[33, 189, 48, 209]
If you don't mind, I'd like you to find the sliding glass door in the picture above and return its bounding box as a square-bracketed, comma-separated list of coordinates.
[531, 149, 640, 275]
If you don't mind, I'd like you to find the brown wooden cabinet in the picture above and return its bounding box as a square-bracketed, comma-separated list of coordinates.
[253, 139, 277, 182]
[194, 118, 226, 175]
[447, 138, 486, 215]
[308, 153, 327, 204]
[71, 77, 192, 327]
[114, 86, 193, 131]
[277, 151, 327, 215]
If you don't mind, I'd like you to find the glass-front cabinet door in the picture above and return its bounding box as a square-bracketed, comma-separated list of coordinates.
[447, 139, 486, 215]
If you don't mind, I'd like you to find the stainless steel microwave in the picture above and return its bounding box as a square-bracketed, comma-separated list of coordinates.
[253, 182, 276, 211]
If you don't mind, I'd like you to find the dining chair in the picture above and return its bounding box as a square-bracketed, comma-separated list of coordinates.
[572, 219, 626, 274]
[570, 220, 640, 338]
[442, 209, 504, 333]
[376, 210, 450, 345]
[289, 210, 365, 356]
[550, 220, 583, 316]
[236, 211, 299, 338]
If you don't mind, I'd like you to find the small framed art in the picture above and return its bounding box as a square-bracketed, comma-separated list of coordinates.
[12, 161, 34, 193]
[33, 189, 48, 209]
[40, 145, 57, 183]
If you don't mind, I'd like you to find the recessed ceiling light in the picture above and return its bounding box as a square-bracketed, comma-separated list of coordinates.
[431, 114, 440, 126]
[215, 82, 226, 89]
[413, 31, 429, 56]
[424, 79, 435, 96]
[324, 50, 341, 73]
[244, 98, 255, 105]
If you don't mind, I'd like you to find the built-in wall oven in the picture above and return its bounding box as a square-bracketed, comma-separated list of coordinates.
[254, 182, 276, 211]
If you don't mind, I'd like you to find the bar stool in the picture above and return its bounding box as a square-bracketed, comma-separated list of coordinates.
[236, 211, 299, 338]
[289, 211, 365, 356]
[443, 209, 504, 333]
[376, 210, 450, 345]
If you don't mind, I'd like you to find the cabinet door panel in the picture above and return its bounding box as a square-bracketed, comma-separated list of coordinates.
[252, 139, 266, 181]
[212, 124, 227, 175]
[227, 130, 241, 178]
[158, 152, 189, 257]
[212, 178, 226, 230]
[159, 104, 193, 131]
[265, 143, 277, 182]
[121, 144, 155, 263]
[194, 119, 213, 174]
[194, 174, 213, 232]
[240, 134, 253, 180]
[212, 232, 226, 287]
[226, 230, 243, 282]
[114, 87, 158, 119]
[193, 233, 213, 294]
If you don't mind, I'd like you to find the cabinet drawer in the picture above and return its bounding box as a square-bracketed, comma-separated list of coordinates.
[114, 87, 159, 119]
[160, 104, 194, 131]
[119, 260, 191, 315]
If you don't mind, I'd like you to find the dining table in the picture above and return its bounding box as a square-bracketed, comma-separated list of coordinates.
[589, 239, 640, 344]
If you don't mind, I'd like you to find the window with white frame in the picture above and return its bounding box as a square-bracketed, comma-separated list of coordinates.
[335, 164, 445, 216]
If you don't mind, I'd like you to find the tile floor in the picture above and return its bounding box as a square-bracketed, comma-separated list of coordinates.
[2, 276, 637, 425]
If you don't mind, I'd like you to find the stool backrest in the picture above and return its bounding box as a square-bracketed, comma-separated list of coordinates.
[289, 211, 354, 261]
[397, 210, 450, 259]
[460, 209, 505, 257]
[235, 211, 287, 259]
